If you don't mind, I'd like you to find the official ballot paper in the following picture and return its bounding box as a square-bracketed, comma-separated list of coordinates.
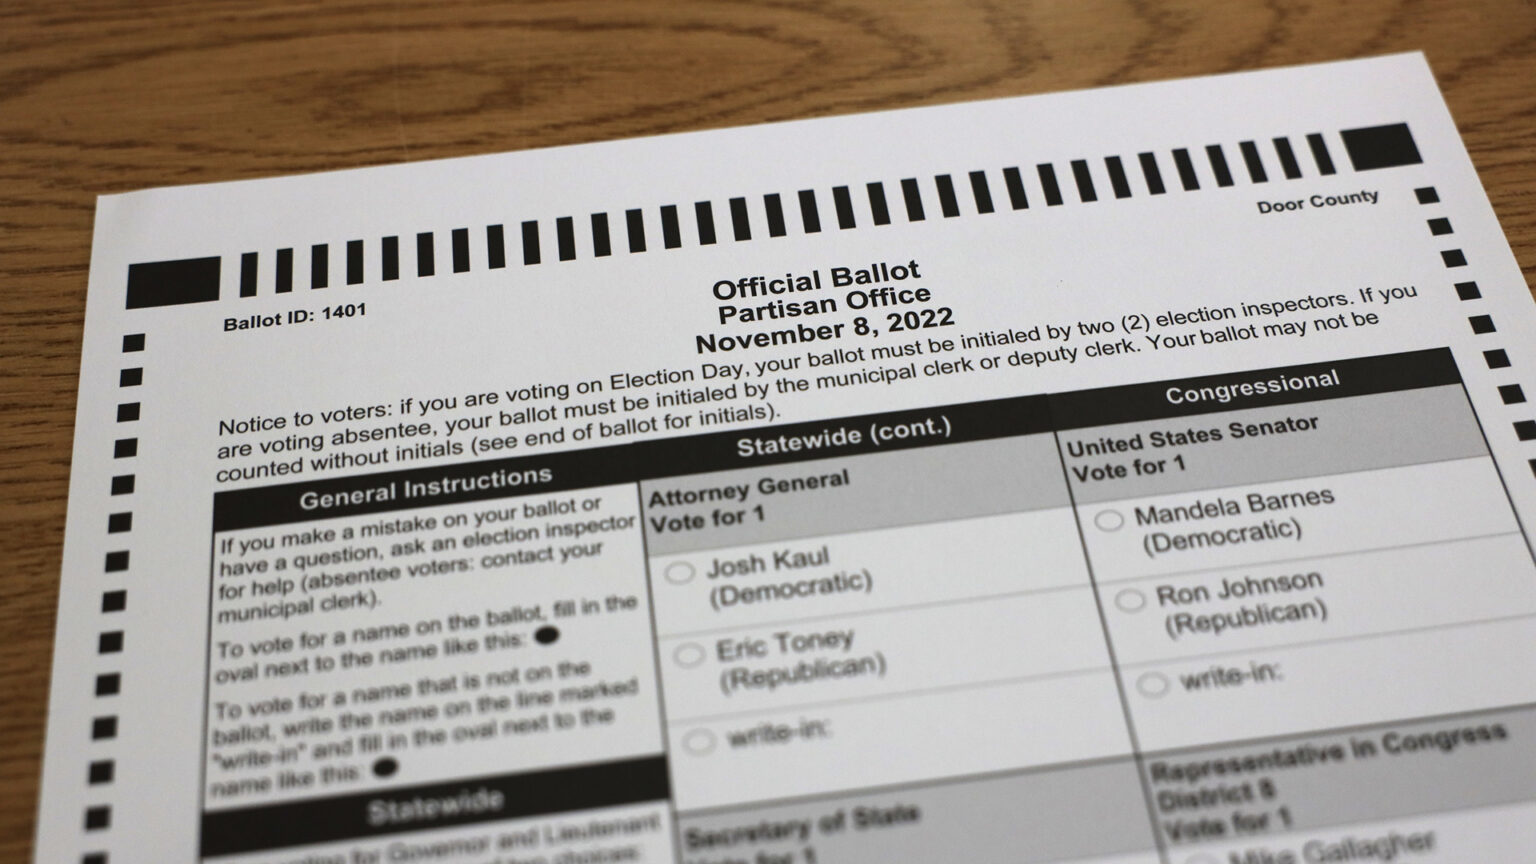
[35, 52, 1536, 863]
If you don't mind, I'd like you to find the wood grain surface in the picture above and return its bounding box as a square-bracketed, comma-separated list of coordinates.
[1, 0, 1531, 858]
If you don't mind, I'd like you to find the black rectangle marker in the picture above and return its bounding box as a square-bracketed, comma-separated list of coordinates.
[865, 183, 890, 225]
[1306, 133, 1337, 175]
[1273, 137, 1302, 179]
[346, 240, 363, 284]
[239, 252, 258, 297]
[969, 171, 995, 213]
[729, 197, 751, 240]
[1037, 164, 1063, 205]
[126, 257, 221, 308]
[832, 186, 856, 228]
[763, 195, 786, 237]
[1340, 123, 1422, 170]
[521, 221, 540, 265]
[1239, 140, 1268, 182]
[1003, 167, 1028, 208]
[694, 202, 716, 245]
[590, 214, 611, 257]
[416, 232, 434, 276]
[1069, 160, 1096, 202]
[85, 806, 111, 829]
[798, 189, 822, 233]
[1172, 149, 1199, 190]
[275, 249, 293, 293]
[900, 178, 925, 220]
[382, 237, 399, 280]
[1205, 145, 1234, 187]
[625, 209, 647, 251]
[486, 225, 506, 268]
[311, 244, 328, 288]
[1104, 157, 1131, 199]
[661, 206, 682, 248]
[1138, 152, 1166, 194]
[556, 217, 576, 260]
[935, 174, 960, 216]
[452, 228, 470, 272]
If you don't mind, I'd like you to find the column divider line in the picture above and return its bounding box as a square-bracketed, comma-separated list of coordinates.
[633, 483, 686, 864]
[1050, 424, 1170, 864]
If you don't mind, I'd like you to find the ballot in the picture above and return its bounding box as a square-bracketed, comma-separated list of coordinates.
[36, 53, 1536, 863]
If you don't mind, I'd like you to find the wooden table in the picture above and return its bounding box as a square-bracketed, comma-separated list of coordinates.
[1, 0, 1531, 857]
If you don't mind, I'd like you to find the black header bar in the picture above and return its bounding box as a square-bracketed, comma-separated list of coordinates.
[213, 350, 1460, 532]
[213, 395, 1052, 531]
[200, 755, 669, 857]
[1051, 348, 1458, 429]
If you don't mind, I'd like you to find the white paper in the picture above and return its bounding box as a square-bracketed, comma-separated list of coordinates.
[38, 54, 1536, 864]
